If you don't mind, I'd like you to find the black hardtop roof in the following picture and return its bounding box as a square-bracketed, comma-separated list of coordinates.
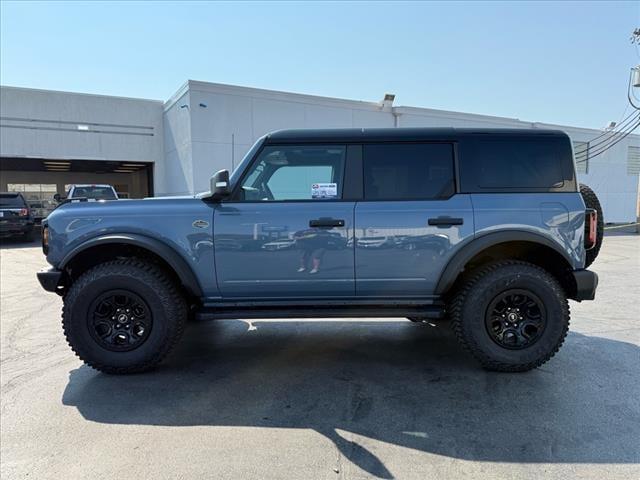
[265, 127, 568, 144]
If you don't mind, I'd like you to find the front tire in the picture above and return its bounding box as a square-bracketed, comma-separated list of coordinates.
[62, 259, 187, 374]
[449, 261, 569, 372]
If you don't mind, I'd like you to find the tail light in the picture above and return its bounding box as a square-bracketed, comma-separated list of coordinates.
[585, 209, 597, 250]
[19, 208, 29, 216]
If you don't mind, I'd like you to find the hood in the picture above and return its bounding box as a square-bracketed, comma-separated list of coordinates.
[49, 196, 208, 220]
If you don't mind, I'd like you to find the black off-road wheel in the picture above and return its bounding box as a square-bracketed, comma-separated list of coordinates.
[62, 259, 187, 374]
[449, 261, 569, 372]
[579, 183, 604, 268]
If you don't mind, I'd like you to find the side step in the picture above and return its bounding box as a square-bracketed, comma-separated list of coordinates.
[195, 305, 445, 321]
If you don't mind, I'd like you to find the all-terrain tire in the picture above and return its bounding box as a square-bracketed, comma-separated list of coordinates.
[449, 260, 569, 372]
[62, 259, 187, 374]
[579, 183, 604, 268]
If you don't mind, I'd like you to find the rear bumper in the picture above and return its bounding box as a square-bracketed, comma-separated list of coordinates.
[0, 222, 33, 236]
[572, 269, 598, 301]
[37, 268, 62, 293]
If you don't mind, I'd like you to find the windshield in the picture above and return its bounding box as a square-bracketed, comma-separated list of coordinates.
[72, 187, 117, 200]
[0, 194, 26, 208]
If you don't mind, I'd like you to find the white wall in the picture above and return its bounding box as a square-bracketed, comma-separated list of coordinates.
[0, 86, 163, 163]
[161, 85, 193, 196]
[176, 81, 394, 193]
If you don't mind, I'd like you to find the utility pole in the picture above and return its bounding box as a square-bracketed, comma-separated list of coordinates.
[633, 28, 640, 231]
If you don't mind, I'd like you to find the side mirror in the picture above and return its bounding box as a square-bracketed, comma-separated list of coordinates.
[53, 193, 61, 202]
[209, 169, 230, 200]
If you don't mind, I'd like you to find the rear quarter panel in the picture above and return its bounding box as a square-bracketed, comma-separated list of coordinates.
[471, 193, 586, 269]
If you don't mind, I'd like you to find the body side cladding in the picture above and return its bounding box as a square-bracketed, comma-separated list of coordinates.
[59, 233, 204, 298]
[434, 230, 576, 296]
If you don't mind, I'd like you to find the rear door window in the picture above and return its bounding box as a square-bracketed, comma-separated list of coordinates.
[363, 143, 455, 200]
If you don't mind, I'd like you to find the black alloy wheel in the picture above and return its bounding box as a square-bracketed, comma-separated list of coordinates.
[485, 289, 546, 350]
[88, 290, 153, 352]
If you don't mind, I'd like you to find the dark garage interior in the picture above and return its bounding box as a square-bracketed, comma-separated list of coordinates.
[0, 157, 153, 222]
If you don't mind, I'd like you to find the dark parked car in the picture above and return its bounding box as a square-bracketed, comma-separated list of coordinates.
[37, 128, 603, 374]
[0, 192, 35, 241]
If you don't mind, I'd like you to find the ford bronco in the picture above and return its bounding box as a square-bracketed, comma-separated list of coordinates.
[37, 128, 602, 374]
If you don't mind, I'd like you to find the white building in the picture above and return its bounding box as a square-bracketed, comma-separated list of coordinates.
[1, 80, 638, 222]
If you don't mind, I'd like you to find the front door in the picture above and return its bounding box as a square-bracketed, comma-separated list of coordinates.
[214, 144, 355, 298]
[355, 142, 474, 297]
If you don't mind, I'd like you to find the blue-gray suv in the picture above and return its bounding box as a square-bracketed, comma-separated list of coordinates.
[37, 128, 603, 374]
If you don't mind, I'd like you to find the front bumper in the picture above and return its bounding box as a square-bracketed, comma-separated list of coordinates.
[572, 269, 598, 301]
[37, 268, 62, 293]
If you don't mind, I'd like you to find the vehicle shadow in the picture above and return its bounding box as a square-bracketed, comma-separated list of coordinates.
[0, 237, 39, 249]
[62, 320, 640, 478]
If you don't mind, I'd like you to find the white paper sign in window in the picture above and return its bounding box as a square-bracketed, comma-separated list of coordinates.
[311, 183, 337, 199]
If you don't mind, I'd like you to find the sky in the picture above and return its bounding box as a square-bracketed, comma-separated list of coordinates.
[0, 1, 638, 129]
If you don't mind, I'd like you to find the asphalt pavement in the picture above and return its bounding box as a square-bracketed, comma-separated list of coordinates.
[1, 233, 638, 479]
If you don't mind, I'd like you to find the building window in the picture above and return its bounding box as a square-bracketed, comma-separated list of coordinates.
[573, 141, 589, 174]
[628, 146, 640, 176]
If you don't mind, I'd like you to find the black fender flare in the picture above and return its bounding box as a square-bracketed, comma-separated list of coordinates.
[59, 233, 203, 297]
[435, 231, 575, 295]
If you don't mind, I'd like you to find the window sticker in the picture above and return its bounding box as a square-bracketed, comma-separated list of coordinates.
[311, 183, 338, 199]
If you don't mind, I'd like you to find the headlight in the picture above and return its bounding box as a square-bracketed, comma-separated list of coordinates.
[42, 226, 49, 255]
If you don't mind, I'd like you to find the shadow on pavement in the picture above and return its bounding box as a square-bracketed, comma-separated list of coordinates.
[0, 237, 39, 249]
[62, 320, 640, 478]
[604, 225, 639, 236]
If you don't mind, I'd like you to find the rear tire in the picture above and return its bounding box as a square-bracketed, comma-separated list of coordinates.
[579, 183, 604, 267]
[449, 260, 569, 372]
[62, 259, 187, 374]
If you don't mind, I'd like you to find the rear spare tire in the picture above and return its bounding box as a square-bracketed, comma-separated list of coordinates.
[579, 183, 604, 267]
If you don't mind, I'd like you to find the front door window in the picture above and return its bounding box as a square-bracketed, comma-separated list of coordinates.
[238, 145, 346, 201]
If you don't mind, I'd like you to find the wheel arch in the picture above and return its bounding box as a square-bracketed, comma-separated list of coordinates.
[436, 231, 577, 298]
[59, 234, 203, 298]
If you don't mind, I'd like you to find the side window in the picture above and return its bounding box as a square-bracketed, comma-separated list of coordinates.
[363, 143, 455, 200]
[459, 136, 574, 192]
[239, 145, 346, 201]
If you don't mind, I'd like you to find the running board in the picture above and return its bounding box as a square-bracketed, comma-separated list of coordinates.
[195, 304, 445, 321]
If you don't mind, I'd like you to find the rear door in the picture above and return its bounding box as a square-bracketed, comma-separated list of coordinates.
[354, 142, 474, 297]
[214, 144, 356, 298]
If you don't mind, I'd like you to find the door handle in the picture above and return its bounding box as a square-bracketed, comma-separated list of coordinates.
[309, 218, 345, 228]
[428, 217, 464, 227]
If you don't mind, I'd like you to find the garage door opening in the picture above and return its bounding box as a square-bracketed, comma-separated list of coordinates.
[0, 157, 153, 223]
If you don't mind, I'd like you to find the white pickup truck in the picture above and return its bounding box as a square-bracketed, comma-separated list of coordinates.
[55, 184, 119, 203]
